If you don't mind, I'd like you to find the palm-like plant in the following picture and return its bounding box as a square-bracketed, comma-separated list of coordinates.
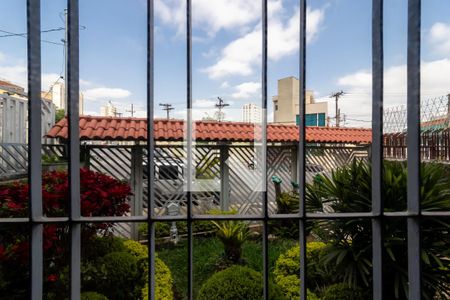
[306, 160, 450, 299]
[212, 220, 250, 263]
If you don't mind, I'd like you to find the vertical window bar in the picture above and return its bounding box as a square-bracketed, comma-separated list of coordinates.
[147, 0, 156, 299]
[261, 0, 269, 299]
[186, 0, 193, 299]
[27, 0, 43, 298]
[406, 0, 421, 299]
[298, 0, 307, 299]
[67, 0, 81, 298]
[371, 0, 384, 299]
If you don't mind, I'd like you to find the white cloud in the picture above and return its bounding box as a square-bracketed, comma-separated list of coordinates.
[203, 6, 326, 79]
[232, 82, 261, 99]
[80, 79, 93, 88]
[0, 64, 27, 87]
[42, 73, 64, 91]
[83, 87, 131, 101]
[194, 99, 216, 107]
[0, 61, 64, 92]
[334, 58, 450, 127]
[155, 0, 265, 37]
[220, 81, 230, 88]
[429, 22, 450, 57]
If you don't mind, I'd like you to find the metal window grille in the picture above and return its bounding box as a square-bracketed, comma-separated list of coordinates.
[1, 0, 449, 299]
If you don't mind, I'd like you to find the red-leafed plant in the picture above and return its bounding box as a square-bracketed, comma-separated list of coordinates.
[0, 168, 132, 298]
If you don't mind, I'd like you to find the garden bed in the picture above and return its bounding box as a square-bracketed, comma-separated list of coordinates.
[157, 236, 297, 300]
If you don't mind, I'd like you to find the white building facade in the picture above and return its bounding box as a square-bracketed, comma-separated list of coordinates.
[50, 82, 84, 114]
[100, 101, 118, 117]
[242, 103, 262, 123]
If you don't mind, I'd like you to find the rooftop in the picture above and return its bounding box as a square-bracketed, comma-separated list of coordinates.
[46, 115, 372, 144]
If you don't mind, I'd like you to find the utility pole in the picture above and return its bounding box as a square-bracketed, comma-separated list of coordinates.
[159, 103, 174, 119]
[126, 103, 136, 117]
[63, 9, 68, 113]
[330, 90, 345, 127]
[215, 97, 229, 122]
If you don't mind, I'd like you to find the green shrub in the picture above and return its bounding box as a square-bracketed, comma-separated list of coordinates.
[306, 160, 450, 299]
[97, 251, 139, 299]
[142, 256, 174, 300]
[123, 239, 148, 259]
[273, 242, 330, 298]
[321, 283, 364, 300]
[122, 240, 173, 300]
[83, 236, 125, 261]
[80, 292, 109, 300]
[212, 220, 249, 263]
[197, 266, 285, 300]
[276, 192, 299, 214]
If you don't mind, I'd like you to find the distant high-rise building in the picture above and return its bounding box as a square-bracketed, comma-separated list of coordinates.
[272, 76, 328, 126]
[242, 103, 262, 123]
[100, 101, 118, 117]
[48, 82, 84, 114]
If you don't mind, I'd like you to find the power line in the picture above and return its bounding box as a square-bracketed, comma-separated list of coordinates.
[0, 28, 64, 46]
[159, 103, 174, 119]
[0, 27, 64, 38]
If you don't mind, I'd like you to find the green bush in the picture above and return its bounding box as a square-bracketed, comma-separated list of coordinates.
[141, 256, 174, 300]
[97, 251, 139, 299]
[306, 160, 450, 299]
[321, 283, 364, 300]
[212, 219, 250, 263]
[197, 266, 285, 300]
[273, 242, 329, 298]
[80, 292, 109, 300]
[123, 240, 173, 300]
[123, 239, 148, 259]
[82, 236, 125, 261]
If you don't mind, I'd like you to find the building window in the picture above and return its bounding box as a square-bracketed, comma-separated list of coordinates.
[296, 113, 326, 126]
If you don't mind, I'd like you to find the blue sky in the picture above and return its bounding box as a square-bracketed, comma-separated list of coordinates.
[1, 0, 450, 126]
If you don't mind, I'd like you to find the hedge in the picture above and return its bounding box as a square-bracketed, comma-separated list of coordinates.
[80, 292, 109, 300]
[197, 265, 285, 300]
[321, 283, 365, 300]
[273, 242, 327, 299]
[123, 240, 174, 300]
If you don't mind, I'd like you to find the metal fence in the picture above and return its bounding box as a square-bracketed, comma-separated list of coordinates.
[87, 143, 369, 215]
[0, 94, 55, 144]
[1, 0, 449, 300]
[0, 143, 64, 180]
[384, 129, 450, 161]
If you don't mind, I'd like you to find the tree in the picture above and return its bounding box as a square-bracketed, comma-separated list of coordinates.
[55, 109, 65, 123]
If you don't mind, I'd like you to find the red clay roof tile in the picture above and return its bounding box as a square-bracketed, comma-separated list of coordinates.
[46, 116, 372, 144]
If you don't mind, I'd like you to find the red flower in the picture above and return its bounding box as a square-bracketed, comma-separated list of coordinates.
[47, 274, 58, 282]
[7, 201, 23, 210]
[0, 244, 6, 261]
[0, 168, 132, 266]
